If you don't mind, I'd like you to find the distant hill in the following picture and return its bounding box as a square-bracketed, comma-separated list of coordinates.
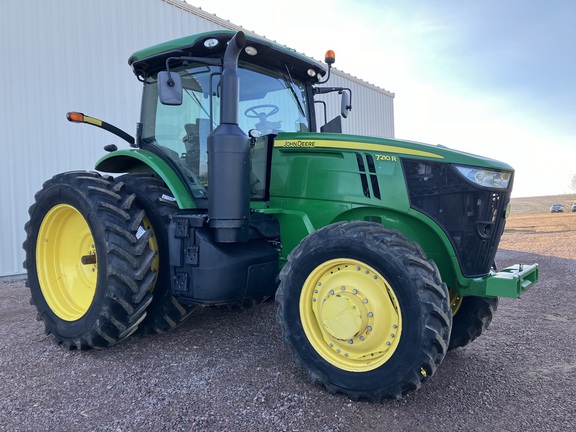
[509, 194, 576, 215]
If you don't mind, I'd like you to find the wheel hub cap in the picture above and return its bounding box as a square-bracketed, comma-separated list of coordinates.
[321, 294, 367, 340]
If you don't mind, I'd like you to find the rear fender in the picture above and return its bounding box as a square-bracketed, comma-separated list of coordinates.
[96, 150, 195, 209]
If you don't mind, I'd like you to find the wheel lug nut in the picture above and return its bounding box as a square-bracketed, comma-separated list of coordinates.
[329, 290, 334, 295]
[390, 333, 395, 338]
[348, 339, 353, 344]
[393, 324, 398, 329]
[367, 326, 372, 331]
[317, 282, 322, 286]
[368, 312, 374, 317]
[353, 289, 358, 294]
[386, 341, 391, 346]
[340, 286, 345, 291]
[363, 299, 368, 304]
[360, 336, 365, 341]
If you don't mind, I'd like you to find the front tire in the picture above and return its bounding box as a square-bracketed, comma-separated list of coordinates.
[24, 172, 156, 349]
[276, 221, 452, 401]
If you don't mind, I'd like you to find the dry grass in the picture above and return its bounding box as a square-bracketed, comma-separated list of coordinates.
[501, 196, 576, 260]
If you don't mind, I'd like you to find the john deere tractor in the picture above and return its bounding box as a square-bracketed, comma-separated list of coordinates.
[24, 31, 538, 401]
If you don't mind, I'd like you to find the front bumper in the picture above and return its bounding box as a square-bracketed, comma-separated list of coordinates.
[467, 263, 539, 298]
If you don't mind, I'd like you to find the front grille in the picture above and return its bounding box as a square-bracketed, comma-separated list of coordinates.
[402, 159, 512, 277]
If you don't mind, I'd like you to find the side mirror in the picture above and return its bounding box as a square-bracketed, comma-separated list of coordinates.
[341, 90, 351, 119]
[158, 71, 183, 105]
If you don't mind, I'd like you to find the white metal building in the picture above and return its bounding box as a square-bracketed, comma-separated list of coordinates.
[0, 0, 395, 279]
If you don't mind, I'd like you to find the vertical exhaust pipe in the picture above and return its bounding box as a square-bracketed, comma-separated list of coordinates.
[207, 32, 250, 243]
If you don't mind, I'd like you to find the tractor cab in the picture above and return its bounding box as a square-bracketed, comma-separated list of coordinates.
[129, 30, 349, 205]
[140, 59, 311, 200]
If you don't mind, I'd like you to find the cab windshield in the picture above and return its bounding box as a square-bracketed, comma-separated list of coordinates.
[140, 62, 310, 198]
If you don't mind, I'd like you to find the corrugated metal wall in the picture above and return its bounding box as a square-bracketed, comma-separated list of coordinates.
[0, 0, 394, 279]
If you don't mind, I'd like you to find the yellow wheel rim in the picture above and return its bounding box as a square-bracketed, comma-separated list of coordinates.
[300, 258, 402, 372]
[36, 204, 97, 321]
[141, 216, 159, 289]
[449, 289, 463, 316]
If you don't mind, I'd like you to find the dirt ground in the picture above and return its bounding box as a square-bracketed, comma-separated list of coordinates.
[1, 212, 575, 431]
[500, 212, 576, 260]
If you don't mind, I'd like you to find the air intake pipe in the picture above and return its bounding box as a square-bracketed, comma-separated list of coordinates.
[207, 31, 250, 243]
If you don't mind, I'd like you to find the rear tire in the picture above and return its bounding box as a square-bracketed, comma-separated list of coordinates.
[448, 295, 498, 350]
[115, 174, 198, 334]
[276, 221, 452, 401]
[23, 172, 156, 349]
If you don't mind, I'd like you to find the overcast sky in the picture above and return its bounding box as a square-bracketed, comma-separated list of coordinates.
[189, 0, 575, 197]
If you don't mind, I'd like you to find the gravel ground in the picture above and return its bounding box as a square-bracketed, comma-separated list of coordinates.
[1, 248, 575, 431]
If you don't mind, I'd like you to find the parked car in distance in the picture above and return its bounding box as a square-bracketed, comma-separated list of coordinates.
[550, 203, 564, 213]
[572, 203, 576, 212]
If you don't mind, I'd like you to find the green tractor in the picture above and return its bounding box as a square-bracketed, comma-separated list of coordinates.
[24, 31, 538, 401]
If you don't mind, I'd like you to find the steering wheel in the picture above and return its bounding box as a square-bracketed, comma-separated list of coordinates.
[244, 104, 279, 120]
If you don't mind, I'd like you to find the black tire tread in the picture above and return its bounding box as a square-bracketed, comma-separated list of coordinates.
[114, 174, 198, 335]
[448, 296, 498, 350]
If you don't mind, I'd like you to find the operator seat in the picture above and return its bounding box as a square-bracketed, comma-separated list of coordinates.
[183, 118, 210, 178]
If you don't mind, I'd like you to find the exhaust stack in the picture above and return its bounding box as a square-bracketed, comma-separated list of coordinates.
[207, 32, 250, 243]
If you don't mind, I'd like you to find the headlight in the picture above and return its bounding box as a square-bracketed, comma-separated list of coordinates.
[454, 165, 512, 189]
